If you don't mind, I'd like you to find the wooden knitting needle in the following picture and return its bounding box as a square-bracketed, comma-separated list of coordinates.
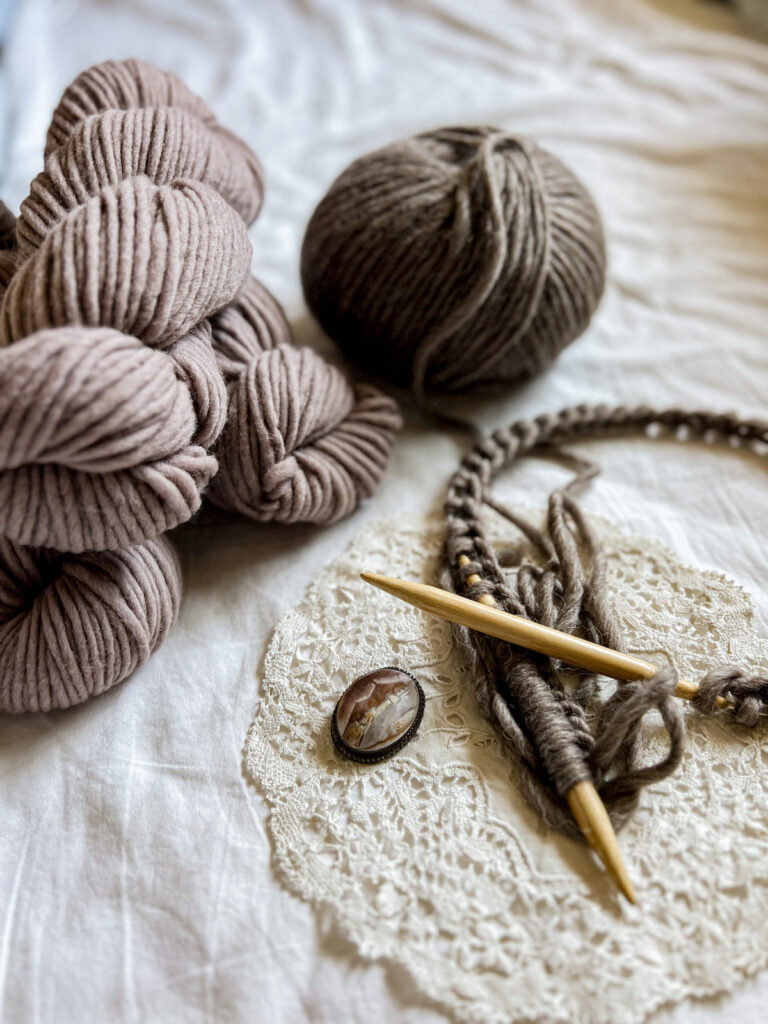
[362, 569, 653, 903]
[364, 573, 647, 901]
[360, 568, 725, 707]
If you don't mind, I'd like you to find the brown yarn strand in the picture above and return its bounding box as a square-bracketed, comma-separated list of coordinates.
[301, 127, 606, 402]
[445, 405, 768, 837]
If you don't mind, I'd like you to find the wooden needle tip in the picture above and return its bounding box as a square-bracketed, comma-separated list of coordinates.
[567, 781, 637, 905]
[360, 571, 396, 593]
[622, 879, 638, 905]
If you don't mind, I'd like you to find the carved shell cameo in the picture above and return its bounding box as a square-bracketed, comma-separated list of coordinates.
[331, 667, 425, 763]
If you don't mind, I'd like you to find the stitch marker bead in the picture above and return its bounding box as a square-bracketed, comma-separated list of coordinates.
[458, 554, 497, 606]
[331, 668, 425, 764]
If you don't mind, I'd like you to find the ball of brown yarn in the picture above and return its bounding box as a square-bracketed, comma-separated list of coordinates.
[301, 127, 606, 397]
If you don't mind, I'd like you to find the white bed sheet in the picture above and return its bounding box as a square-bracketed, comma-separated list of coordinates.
[1, 0, 767, 1021]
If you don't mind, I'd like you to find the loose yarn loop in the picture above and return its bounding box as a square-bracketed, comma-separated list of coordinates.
[693, 667, 768, 728]
[208, 276, 402, 524]
[445, 405, 768, 836]
[301, 127, 606, 399]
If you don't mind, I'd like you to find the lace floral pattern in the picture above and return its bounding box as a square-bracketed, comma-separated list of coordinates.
[244, 512, 768, 1024]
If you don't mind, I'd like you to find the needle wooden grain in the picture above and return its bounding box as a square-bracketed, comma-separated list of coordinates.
[360, 569, 723, 707]
[360, 567, 647, 903]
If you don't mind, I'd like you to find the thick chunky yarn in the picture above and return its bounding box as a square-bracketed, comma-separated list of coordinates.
[0, 535, 180, 713]
[445, 405, 768, 837]
[0, 201, 16, 301]
[208, 276, 402, 523]
[301, 127, 606, 399]
[0, 60, 399, 713]
[0, 61, 251, 711]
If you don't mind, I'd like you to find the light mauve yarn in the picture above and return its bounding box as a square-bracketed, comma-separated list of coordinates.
[0, 536, 180, 714]
[0, 201, 16, 303]
[0, 174, 247, 552]
[43, 57, 264, 220]
[0, 59, 399, 713]
[208, 276, 402, 523]
[0, 60, 249, 712]
[301, 127, 606, 398]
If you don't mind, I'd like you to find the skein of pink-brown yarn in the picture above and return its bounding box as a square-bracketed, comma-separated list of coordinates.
[208, 276, 401, 524]
[0, 61, 253, 711]
[0, 60, 399, 713]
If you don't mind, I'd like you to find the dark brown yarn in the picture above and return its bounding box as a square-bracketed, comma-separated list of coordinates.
[301, 127, 606, 399]
[445, 405, 768, 837]
[0, 202, 15, 248]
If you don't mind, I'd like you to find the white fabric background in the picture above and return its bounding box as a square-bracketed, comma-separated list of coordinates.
[0, 1, 767, 1022]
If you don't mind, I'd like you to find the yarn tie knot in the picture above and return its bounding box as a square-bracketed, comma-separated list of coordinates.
[694, 667, 768, 727]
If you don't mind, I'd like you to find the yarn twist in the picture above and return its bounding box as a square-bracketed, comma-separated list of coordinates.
[208, 276, 402, 524]
[0, 67, 256, 552]
[42, 57, 264, 220]
[0, 535, 180, 714]
[0, 59, 400, 712]
[445, 404, 768, 836]
[301, 127, 606, 399]
[0, 59, 249, 711]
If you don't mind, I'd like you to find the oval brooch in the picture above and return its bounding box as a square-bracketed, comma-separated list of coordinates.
[331, 667, 425, 764]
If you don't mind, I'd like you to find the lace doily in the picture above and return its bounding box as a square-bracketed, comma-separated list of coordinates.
[245, 512, 768, 1024]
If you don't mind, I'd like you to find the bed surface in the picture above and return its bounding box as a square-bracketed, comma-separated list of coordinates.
[1, 1, 767, 1021]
